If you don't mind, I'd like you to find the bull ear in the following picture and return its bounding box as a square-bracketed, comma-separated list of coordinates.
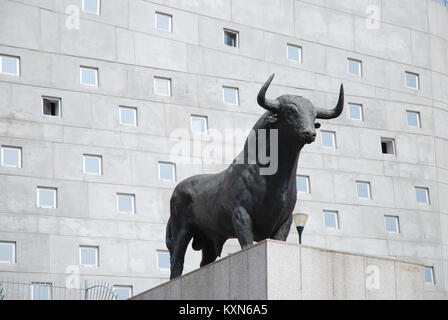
[257, 74, 280, 114]
[315, 84, 344, 119]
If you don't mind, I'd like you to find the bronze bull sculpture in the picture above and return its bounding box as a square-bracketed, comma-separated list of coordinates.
[166, 74, 344, 279]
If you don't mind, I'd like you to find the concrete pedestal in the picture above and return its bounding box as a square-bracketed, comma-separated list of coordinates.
[132, 239, 425, 300]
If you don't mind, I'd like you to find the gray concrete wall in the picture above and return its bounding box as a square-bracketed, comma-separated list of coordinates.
[131, 240, 425, 300]
[0, 0, 447, 299]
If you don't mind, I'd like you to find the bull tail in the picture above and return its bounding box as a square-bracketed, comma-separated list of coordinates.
[165, 217, 173, 254]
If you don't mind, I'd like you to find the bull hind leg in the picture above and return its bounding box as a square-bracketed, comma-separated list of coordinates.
[271, 215, 293, 241]
[170, 226, 193, 280]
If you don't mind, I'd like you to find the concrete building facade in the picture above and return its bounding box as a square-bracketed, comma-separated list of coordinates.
[0, 0, 447, 299]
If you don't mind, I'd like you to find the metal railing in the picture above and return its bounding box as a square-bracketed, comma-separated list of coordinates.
[0, 280, 118, 300]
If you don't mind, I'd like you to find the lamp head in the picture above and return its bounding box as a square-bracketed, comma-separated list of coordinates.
[293, 213, 308, 244]
[293, 213, 309, 228]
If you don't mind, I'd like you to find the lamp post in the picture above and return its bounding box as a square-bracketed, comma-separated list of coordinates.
[293, 213, 309, 244]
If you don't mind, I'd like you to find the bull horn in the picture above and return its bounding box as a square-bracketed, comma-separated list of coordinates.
[316, 84, 344, 119]
[257, 74, 280, 113]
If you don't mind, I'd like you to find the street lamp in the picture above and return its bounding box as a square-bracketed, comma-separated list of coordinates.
[293, 213, 309, 244]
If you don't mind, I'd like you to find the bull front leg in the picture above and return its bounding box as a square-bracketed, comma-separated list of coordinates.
[232, 206, 254, 249]
[271, 215, 293, 241]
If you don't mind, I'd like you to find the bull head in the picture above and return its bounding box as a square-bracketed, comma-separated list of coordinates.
[257, 74, 344, 144]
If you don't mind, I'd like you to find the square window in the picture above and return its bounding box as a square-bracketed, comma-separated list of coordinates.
[415, 187, 429, 204]
[296, 175, 310, 193]
[82, 0, 100, 15]
[154, 77, 172, 96]
[1, 146, 22, 168]
[42, 97, 61, 117]
[117, 193, 135, 213]
[348, 103, 363, 121]
[356, 181, 371, 199]
[158, 162, 176, 182]
[406, 111, 421, 128]
[155, 12, 172, 32]
[31, 283, 52, 300]
[287, 44, 302, 62]
[0, 241, 16, 263]
[384, 215, 399, 234]
[0, 55, 20, 76]
[83, 154, 102, 175]
[424, 266, 435, 285]
[405, 72, 419, 90]
[381, 138, 396, 155]
[119, 106, 137, 126]
[191, 115, 208, 134]
[223, 87, 239, 105]
[223, 29, 239, 48]
[80, 66, 98, 86]
[321, 131, 336, 148]
[113, 286, 133, 300]
[37, 187, 57, 208]
[323, 211, 339, 229]
[348, 58, 362, 77]
[157, 250, 170, 270]
[79, 246, 98, 267]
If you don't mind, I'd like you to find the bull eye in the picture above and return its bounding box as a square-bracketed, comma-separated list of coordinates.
[315, 123, 321, 129]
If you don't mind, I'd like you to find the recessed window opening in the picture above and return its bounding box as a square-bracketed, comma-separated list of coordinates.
[381, 138, 396, 155]
[223, 29, 239, 48]
[42, 97, 61, 117]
